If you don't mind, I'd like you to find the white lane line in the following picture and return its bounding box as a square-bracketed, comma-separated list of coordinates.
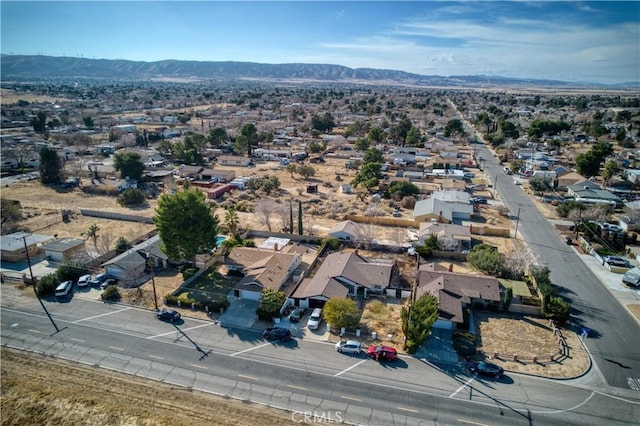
[457, 419, 490, 426]
[334, 359, 367, 377]
[190, 364, 208, 370]
[28, 329, 48, 335]
[397, 406, 419, 413]
[340, 395, 362, 402]
[231, 342, 272, 356]
[449, 376, 475, 398]
[149, 354, 164, 360]
[70, 338, 85, 343]
[147, 322, 214, 339]
[287, 384, 308, 391]
[72, 307, 131, 324]
[109, 346, 124, 351]
[238, 374, 258, 381]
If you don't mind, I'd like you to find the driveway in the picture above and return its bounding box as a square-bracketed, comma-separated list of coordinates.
[219, 293, 258, 329]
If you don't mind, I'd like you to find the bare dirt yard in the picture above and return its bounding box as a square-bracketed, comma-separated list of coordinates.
[0, 347, 296, 426]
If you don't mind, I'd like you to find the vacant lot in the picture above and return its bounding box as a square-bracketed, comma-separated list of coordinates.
[0, 347, 296, 426]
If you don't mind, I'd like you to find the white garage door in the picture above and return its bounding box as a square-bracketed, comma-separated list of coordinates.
[241, 290, 262, 301]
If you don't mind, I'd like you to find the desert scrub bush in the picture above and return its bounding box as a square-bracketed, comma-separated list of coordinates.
[36, 272, 60, 296]
[101, 285, 120, 301]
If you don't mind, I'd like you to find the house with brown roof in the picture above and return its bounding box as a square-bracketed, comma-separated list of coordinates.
[416, 263, 501, 329]
[227, 246, 302, 301]
[289, 251, 394, 309]
[418, 222, 472, 252]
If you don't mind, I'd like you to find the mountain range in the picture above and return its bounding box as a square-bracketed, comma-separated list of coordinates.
[1, 54, 636, 88]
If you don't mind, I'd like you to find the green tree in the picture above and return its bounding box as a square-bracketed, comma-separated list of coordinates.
[32, 111, 47, 133]
[82, 116, 94, 129]
[467, 244, 504, 276]
[602, 159, 619, 187]
[296, 164, 316, 179]
[234, 134, 249, 155]
[208, 127, 229, 147]
[401, 293, 439, 353]
[113, 152, 144, 181]
[36, 272, 60, 296]
[39, 147, 63, 184]
[352, 162, 381, 190]
[81, 224, 100, 251]
[405, 127, 422, 146]
[173, 132, 206, 165]
[354, 138, 370, 152]
[444, 119, 464, 137]
[240, 123, 258, 156]
[363, 148, 383, 164]
[225, 207, 240, 235]
[385, 181, 420, 201]
[310, 112, 335, 132]
[115, 237, 131, 253]
[285, 163, 298, 178]
[529, 176, 554, 195]
[615, 127, 627, 143]
[257, 288, 285, 321]
[153, 189, 220, 261]
[323, 298, 361, 329]
[367, 126, 385, 143]
[117, 188, 146, 206]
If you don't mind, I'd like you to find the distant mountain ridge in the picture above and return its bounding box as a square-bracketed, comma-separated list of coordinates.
[1, 54, 636, 88]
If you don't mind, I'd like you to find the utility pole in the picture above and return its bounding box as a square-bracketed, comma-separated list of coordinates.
[22, 235, 60, 333]
[492, 174, 498, 198]
[147, 255, 158, 311]
[405, 252, 419, 350]
[514, 207, 522, 239]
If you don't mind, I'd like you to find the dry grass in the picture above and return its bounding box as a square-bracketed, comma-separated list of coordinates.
[359, 299, 405, 344]
[628, 304, 640, 321]
[0, 347, 297, 426]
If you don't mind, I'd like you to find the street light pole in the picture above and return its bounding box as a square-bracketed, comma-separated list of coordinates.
[22, 236, 60, 333]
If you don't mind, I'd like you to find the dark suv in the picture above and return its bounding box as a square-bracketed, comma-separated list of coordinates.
[263, 327, 292, 341]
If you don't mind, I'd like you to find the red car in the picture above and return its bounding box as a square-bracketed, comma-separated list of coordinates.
[366, 345, 398, 361]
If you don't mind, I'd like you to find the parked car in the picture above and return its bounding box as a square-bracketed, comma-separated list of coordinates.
[307, 308, 323, 330]
[601, 223, 623, 233]
[466, 361, 504, 378]
[366, 345, 398, 361]
[156, 308, 181, 322]
[54, 280, 73, 297]
[77, 274, 91, 288]
[100, 278, 117, 290]
[392, 209, 401, 217]
[604, 255, 630, 268]
[263, 327, 292, 341]
[622, 266, 640, 288]
[335, 340, 363, 354]
[288, 308, 305, 323]
[470, 197, 488, 205]
[90, 273, 108, 287]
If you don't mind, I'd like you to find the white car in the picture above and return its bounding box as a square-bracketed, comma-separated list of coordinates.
[335, 340, 362, 354]
[77, 274, 91, 287]
[307, 308, 322, 330]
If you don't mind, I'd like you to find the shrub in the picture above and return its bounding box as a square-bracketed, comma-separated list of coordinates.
[543, 296, 570, 323]
[164, 294, 179, 306]
[57, 261, 89, 282]
[36, 272, 60, 296]
[321, 237, 341, 251]
[467, 244, 504, 276]
[182, 267, 198, 281]
[117, 188, 146, 206]
[101, 285, 121, 301]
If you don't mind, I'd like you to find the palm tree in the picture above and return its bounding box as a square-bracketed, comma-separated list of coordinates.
[225, 207, 240, 235]
[81, 223, 100, 251]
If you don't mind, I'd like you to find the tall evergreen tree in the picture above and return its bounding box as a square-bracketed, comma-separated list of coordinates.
[289, 201, 294, 234]
[298, 200, 303, 235]
[39, 147, 63, 184]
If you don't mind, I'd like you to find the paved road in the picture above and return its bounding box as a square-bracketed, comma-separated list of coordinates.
[466, 127, 640, 393]
[1, 291, 638, 425]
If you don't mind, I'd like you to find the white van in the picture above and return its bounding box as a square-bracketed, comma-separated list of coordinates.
[307, 308, 322, 330]
[622, 267, 640, 288]
[55, 280, 73, 297]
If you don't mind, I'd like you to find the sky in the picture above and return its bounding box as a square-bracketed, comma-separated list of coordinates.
[1, 1, 639, 84]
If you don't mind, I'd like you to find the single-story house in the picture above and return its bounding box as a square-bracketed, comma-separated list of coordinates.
[40, 237, 86, 262]
[413, 197, 473, 224]
[0, 232, 53, 262]
[415, 263, 501, 329]
[566, 180, 623, 207]
[417, 222, 472, 252]
[218, 156, 252, 167]
[101, 235, 167, 286]
[432, 190, 471, 205]
[328, 220, 363, 242]
[226, 246, 301, 301]
[178, 165, 204, 179]
[203, 168, 236, 183]
[289, 251, 394, 309]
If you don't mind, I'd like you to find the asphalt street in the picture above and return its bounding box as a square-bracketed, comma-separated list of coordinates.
[1, 293, 638, 425]
[472, 139, 640, 393]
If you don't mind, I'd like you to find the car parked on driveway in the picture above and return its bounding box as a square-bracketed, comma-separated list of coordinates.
[470, 197, 488, 205]
[366, 345, 398, 361]
[307, 308, 322, 330]
[156, 308, 181, 322]
[54, 280, 73, 297]
[335, 340, 363, 354]
[90, 273, 108, 287]
[466, 361, 504, 378]
[604, 255, 630, 268]
[100, 278, 117, 290]
[263, 327, 292, 341]
[77, 274, 91, 288]
[288, 308, 305, 322]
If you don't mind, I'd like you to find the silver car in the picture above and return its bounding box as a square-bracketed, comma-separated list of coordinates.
[335, 340, 362, 354]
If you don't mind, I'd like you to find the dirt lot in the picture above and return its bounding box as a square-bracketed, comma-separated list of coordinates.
[0, 347, 296, 426]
